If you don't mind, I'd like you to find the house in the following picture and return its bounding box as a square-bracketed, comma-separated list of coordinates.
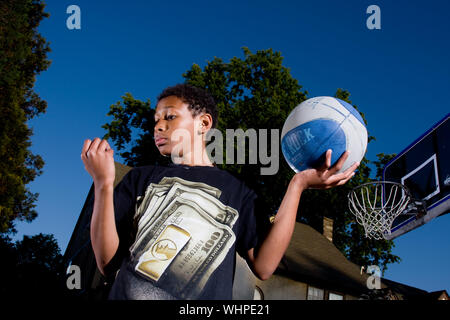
[63, 162, 448, 300]
[235, 220, 448, 300]
[426, 290, 449, 300]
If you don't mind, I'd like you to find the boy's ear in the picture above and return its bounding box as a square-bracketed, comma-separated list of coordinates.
[198, 113, 213, 134]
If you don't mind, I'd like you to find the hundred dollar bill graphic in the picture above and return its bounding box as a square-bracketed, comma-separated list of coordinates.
[130, 184, 238, 253]
[141, 182, 236, 234]
[135, 184, 169, 230]
[130, 180, 237, 255]
[160, 177, 223, 198]
[133, 177, 222, 226]
[132, 196, 236, 299]
[133, 182, 199, 243]
[135, 224, 191, 281]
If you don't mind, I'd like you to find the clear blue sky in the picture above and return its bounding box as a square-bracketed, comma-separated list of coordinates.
[13, 0, 449, 293]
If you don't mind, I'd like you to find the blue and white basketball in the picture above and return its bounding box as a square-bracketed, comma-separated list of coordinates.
[281, 96, 368, 173]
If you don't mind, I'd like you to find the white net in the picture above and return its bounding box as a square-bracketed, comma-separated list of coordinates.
[347, 181, 411, 240]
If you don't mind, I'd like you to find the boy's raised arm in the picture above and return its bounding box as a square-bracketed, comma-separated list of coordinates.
[247, 150, 359, 281]
[81, 138, 118, 275]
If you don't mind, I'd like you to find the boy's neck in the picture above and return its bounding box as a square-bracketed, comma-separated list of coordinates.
[172, 149, 215, 167]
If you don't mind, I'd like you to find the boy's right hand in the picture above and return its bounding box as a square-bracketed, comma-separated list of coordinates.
[293, 150, 358, 190]
[81, 138, 115, 188]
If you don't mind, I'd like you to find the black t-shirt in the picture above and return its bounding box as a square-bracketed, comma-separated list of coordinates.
[105, 163, 259, 300]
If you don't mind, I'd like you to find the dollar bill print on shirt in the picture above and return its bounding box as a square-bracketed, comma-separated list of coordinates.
[128, 176, 239, 299]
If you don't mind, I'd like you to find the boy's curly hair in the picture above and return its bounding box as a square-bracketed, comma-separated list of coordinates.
[157, 83, 218, 129]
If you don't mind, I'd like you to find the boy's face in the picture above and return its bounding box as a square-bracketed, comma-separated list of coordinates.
[154, 96, 205, 158]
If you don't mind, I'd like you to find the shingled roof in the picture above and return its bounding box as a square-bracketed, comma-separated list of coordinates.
[114, 162, 133, 186]
[275, 222, 378, 297]
[272, 222, 446, 299]
[379, 278, 428, 299]
[426, 290, 449, 300]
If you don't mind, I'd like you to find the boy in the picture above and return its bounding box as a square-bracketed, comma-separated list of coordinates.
[81, 84, 358, 300]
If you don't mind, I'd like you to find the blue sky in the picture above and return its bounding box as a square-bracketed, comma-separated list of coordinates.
[13, 0, 449, 293]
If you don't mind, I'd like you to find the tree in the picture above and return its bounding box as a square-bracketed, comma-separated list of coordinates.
[0, 0, 50, 234]
[102, 93, 170, 168]
[103, 47, 400, 273]
[0, 233, 64, 299]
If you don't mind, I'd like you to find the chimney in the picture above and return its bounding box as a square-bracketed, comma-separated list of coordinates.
[323, 217, 333, 242]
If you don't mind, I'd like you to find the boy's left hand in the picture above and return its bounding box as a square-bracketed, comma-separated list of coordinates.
[293, 149, 359, 190]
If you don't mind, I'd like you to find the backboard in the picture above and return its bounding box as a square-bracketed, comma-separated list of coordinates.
[382, 113, 449, 240]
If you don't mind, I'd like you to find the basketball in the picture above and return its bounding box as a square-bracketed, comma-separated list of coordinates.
[281, 96, 368, 173]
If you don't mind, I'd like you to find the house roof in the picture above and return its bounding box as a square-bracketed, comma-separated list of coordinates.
[114, 162, 133, 186]
[427, 290, 449, 300]
[276, 222, 448, 299]
[276, 222, 380, 296]
[379, 277, 428, 299]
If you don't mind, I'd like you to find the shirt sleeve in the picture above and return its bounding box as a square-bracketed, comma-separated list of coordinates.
[235, 187, 259, 258]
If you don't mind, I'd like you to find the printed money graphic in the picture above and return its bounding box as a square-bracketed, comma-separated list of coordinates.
[136, 224, 191, 281]
[129, 177, 238, 299]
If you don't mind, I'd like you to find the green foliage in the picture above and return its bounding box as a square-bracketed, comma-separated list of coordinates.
[15, 233, 63, 272]
[0, 233, 64, 299]
[102, 92, 171, 167]
[103, 47, 400, 273]
[373, 153, 396, 179]
[183, 47, 308, 219]
[0, 0, 50, 234]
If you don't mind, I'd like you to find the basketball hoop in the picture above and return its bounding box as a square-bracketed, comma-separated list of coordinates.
[347, 181, 425, 240]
